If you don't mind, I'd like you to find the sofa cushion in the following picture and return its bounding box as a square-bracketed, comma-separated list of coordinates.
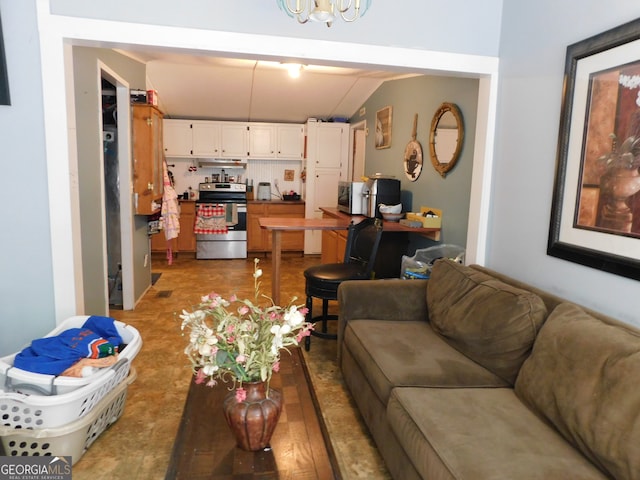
[427, 259, 547, 384]
[387, 387, 608, 480]
[515, 303, 640, 480]
[343, 319, 508, 405]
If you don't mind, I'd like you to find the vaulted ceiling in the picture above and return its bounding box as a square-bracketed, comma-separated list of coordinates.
[117, 49, 418, 124]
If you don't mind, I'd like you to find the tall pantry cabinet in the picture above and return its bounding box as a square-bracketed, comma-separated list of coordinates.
[132, 104, 164, 215]
[304, 121, 349, 254]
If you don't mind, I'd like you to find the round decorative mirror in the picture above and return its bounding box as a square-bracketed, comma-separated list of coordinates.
[428, 103, 464, 178]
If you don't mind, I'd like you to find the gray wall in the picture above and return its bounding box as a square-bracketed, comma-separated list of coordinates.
[355, 75, 478, 254]
[4, 0, 640, 355]
[0, 1, 56, 354]
[50, 0, 503, 57]
[0, 0, 504, 356]
[72, 47, 149, 314]
[491, 1, 640, 327]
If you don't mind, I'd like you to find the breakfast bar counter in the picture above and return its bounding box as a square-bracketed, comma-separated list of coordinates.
[259, 210, 441, 305]
[258, 217, 351, 304]
[319, 207, 441, 241]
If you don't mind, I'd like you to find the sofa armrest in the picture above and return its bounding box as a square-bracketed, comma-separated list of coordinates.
[337, 279, 429, 358]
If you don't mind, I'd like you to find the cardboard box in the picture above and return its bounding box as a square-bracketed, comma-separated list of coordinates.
[406, 206, 442, 228]
[147, 89, 158, 106]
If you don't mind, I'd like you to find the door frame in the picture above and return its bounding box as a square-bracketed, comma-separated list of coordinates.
[99, 64, 135, 310]
[36, 7, 498, 321]
[349, 120, 367, 181]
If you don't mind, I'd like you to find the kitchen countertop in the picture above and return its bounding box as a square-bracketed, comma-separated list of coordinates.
[320, 207, 441, 241]
[249, 199, 305, 205]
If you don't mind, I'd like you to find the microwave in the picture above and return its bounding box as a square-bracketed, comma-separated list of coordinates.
[337, 181, 366, 215]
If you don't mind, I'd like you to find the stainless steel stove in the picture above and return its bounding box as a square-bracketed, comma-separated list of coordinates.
[195, 183, 247, 259]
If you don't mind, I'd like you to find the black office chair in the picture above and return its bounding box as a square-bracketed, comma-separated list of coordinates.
[304, 218, 384, 350]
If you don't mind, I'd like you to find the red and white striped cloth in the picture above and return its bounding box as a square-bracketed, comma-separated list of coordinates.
[194, 204, 228, 234]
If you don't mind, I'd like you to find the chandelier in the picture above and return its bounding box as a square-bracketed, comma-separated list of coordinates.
[277, 0, 371, 27]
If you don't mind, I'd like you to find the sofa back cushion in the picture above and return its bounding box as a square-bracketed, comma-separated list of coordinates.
[427, 259, 547, 384]
[515, 302, 640, 479]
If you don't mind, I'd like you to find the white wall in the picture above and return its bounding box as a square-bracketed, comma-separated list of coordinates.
[491, 2, 640, 326]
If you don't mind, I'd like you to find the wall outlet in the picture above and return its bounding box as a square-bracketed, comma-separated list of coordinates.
[144, 254, 149, 267]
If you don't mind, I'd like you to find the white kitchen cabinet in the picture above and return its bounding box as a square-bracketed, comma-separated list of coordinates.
[192, 121, 221, 157]
[220, 123, 249, 158]
[163, 119, 221, 157]
[163, 119, 193, 157]
[248, 124, 275, 158]
[164, 119, 304, 160]
[276, 124, 304, 159]
[304, 121, 349, 254]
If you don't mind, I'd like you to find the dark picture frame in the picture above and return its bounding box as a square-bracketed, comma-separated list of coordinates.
[0, 9, 9, 106]
[548, 18, 640, 280]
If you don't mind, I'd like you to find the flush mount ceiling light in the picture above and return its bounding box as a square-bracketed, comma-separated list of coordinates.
[277, 0, 371, 27]
[283, 63, 303, 78]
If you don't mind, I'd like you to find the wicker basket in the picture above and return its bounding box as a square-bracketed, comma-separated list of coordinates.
[0, 369, 136, 465]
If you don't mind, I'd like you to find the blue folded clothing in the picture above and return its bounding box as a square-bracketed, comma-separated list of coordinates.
[13, 316, 124, 376]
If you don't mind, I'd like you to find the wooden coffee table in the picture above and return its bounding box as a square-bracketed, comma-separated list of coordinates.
[166, 347, 338, 479]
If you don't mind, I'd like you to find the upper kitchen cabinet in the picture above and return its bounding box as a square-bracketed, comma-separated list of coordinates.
[132, 104, 164, 215]
[248, 124, 275, 159]
[163, 119, 192, 157]
[220, 123, 249, 158]
[192, 121, 221, 157]
[163, 119, 304, 160]
[163, 119, 221, 157]
[247, 123, 304, 159]
[276, 124, 304, 159]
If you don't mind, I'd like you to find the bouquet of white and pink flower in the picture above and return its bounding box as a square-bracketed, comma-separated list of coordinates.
[180, 258, 313, 399]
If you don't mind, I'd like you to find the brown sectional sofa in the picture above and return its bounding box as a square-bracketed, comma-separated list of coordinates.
[337, 259, 640, 479]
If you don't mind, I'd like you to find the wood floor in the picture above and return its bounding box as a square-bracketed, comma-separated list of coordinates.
[68, 252, 391, 480]
[166, 347, 336, 479]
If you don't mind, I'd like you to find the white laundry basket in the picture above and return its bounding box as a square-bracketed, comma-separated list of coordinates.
[0, 315, 141, 396]
[0, 357, 131, 429]
[0, 368, 136, 465]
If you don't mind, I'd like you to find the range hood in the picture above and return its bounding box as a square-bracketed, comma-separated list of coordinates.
[197, 158, 247, 169]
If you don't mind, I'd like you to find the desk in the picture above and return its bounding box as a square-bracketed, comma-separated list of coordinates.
[258, 217, 350, 304]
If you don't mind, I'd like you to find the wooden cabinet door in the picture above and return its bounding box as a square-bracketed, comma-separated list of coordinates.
[221, 123, 248, 158]
[321, 229, 337, 263]
[265, 203, 304, 252]
[336, 230, 348, 262]
[192, 121, 221, 157]
[247, 203, 267, 252]
[163, 119, 192, 157]
[150, 232, 168, 252]
[276, 124, 304, 159]
[177, 202, 196, 252]
[133, 104, 164, 215]
[248, 124, 275, 158]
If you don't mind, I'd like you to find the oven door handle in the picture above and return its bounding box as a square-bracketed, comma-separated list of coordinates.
[237, 203, 247, 213]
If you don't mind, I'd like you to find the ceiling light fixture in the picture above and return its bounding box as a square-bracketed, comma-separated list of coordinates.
[277, 0, 371, 27]
[284, 63, 303, 78]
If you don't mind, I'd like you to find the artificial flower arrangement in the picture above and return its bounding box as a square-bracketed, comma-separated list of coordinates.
[180, 258, 313, 401]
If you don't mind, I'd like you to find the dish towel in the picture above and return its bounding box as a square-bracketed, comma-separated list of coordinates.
[194, 204, 228, 234]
